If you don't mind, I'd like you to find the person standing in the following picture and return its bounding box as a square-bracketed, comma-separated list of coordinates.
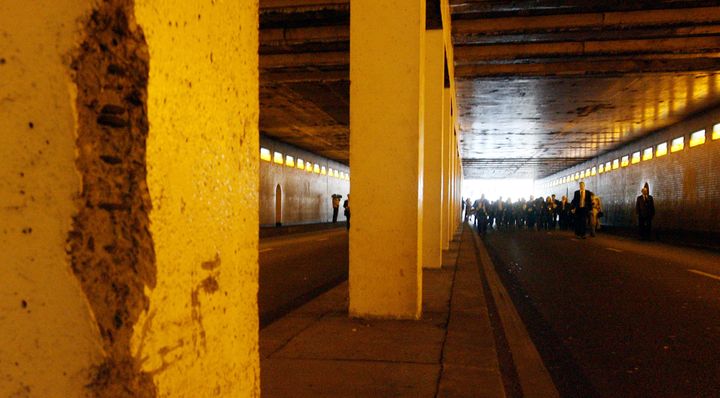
[636, 185, 655, 240]
[343, 194, 351, 231]
[571, 181, 593, 238]
[590, 195, 603, 237]
[331, 194, 342, 223]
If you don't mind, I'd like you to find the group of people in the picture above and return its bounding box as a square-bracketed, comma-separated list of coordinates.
[464, 181, 655, 240]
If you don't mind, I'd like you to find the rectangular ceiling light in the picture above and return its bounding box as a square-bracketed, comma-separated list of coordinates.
[713, 123, 720, 140]
[605, 161, 611, 171]
[273, 151, 284, 165]
[642, 147, 653, 161]
[598, 164, 604, 174]
[656, 142, 668, 157]
[612, 159, 620, 169]
[670, 136, 684, 152]
[314, 164, 320, 173]
[591, 166, 597, 176]
[334, 170, 340, 178]
[321, 166, 327, 175]
[306, 162, 313, 172]
[689, 129, 706, 147]
[285, 155, 295, 167]
[631, 151, 641, 164]
[297, 158, 305, 169]
[621, 155, 630, 167]
[260, 147, 271, 162]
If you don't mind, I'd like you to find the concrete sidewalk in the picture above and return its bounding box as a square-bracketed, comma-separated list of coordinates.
[260, 226, 506, 397]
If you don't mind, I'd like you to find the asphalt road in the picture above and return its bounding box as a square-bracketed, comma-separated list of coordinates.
[259, 228, 348, 327]
[481, 228, 720, 398]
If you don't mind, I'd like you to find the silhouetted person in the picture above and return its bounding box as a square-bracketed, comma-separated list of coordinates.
[571, 181, 593, 238]
[590, 195, 603, 237]
[331, 194, 342, 223]
[343, 194, 350, 230]
[636, 186, 655, 240]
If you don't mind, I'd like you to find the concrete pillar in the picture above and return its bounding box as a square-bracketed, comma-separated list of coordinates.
[441, 88, 452, 250]
[1, 1, 260, 397]
[349, 0, 425, 319]
[422, 29, 444, 269]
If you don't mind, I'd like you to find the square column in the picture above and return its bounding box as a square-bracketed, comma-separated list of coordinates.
[442, 88, 452, 250]
[422, 29, 444, 269]
[349, 0, 425, 319]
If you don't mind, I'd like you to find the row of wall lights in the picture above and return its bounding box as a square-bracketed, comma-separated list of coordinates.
[260, 147, 350, 180]
[544, 123, 720, 188]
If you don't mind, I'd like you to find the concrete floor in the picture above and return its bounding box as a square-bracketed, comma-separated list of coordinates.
[482, 228, 720, 397]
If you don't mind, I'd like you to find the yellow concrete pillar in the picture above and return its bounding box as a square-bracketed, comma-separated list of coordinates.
[349, 0, 425, 319]
[422, 29, 444, 269]
[441, 88, 452, 250]
[134, 1, 260, 396]
[1, 2, 103, 396]
[1, 1, 260, 397]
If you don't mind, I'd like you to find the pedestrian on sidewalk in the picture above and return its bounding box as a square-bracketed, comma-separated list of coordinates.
[590, 195, 603, 237]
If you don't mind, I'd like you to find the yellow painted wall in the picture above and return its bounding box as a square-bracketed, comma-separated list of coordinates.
[0, 2, 105, 397]
[132, 1, 259, 396]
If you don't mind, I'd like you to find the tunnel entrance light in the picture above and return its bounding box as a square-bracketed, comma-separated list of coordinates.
[285, 155, 295, 167]
[689, 129, 706, 147]
[260, 147, 271, 162]
[713, 123, 720, 140]
[273, 151, 284, 164]
[642, 147, 653, 161]
[671, 137, 684, 152]
[656, 142, 668, 157]
[297, 158, 305, 169]
[612, 159, 620, 169]
[621, 155, 630, 167]
[631, 152, 641, 164]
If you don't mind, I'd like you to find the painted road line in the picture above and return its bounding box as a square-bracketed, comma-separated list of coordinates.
[259, 248, 274, 253]
[606, 248, 623, 253]
[688, 269, 720, 281]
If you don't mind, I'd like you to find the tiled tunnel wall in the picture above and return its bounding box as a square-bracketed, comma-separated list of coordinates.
[540, 105, 720, 235]
[260, 135, 350, 226]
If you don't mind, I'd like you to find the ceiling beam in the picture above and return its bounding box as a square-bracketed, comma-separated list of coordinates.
[260, 70, 349, 84]
[260, 51, 349, 69]
[455, 57, 720, 78]
[260, 0, 348, 10]
[453, 6, 720, 35]
[454, 36, 720, 63]
[261, 25, 348, 46]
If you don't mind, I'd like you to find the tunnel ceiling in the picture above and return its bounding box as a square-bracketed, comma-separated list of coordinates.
[260, 0, 720, 178]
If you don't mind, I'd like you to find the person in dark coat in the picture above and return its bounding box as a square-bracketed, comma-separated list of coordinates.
[571, 181, 593, 238]
[636, 185, 655, 240]
[343, 194, 350, 231]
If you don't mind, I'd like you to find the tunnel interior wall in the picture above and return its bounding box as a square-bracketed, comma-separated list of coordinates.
[541, 105, 720, 235]
[260, 135, 350, 226]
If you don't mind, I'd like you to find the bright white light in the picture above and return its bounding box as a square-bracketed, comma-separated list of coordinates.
[462, 179, 535, 203]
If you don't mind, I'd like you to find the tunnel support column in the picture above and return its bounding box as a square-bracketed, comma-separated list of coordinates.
[349, 0, 425, 319]
[422, 29, 444, 269]
[442, 88, 452, 250]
